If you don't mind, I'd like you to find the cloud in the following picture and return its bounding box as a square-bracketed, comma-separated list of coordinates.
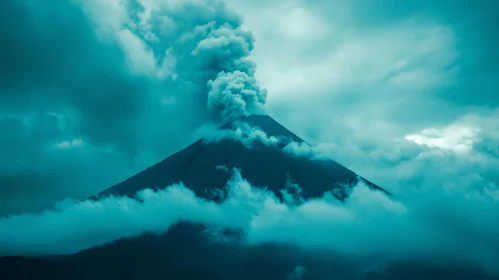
[224, 0, 498, 181]
[208, 70, 267, 122]
[0, 0, 266, 215]
[197, 121, 280, 148]
[223, 0, 499, 225]
[196, 121, 329, 161]
[2, 0, 498, 277]
[282, 141, 328, 160]
[0, 168, 498, 277]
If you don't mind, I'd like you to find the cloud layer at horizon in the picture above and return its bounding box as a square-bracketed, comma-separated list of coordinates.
[1, 168, 498, 277]
[1, 0, 499, 278]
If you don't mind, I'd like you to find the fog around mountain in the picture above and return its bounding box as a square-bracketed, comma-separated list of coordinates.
[1, 0, 498, 279]
[1, 116, 499, 279]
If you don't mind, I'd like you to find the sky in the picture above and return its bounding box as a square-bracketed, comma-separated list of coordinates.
[0, 0, 499, 277]
[1, 0, 497, 214]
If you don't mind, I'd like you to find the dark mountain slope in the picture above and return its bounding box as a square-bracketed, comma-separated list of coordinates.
[1, 224, 495, 280]
[97, 114, 385, 200]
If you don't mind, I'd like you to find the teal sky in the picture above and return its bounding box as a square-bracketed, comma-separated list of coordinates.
[0, 0, 498, 220]
[0, 1, 499, 277]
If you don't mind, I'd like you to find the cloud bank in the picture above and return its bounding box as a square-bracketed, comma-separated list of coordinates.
[1, 168, 498, 277]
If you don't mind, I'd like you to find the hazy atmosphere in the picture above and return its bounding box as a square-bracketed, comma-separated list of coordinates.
[1, 0, 498, 279]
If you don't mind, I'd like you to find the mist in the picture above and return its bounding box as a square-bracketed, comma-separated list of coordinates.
[198, 121, 328, 161]
[1, 0, 498, 279]
[1, 168, 498, 276]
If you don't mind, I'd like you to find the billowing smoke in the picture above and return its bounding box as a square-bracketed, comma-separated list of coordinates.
[208, 71, 267, 122]
[113, 0, 268, 122]
[0, 0, 269, 213]
[2, 1, 498, 279]
[1, 168, 498, 277]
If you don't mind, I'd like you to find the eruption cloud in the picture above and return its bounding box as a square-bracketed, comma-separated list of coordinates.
[2, 1, 498, 279]
[208, 71, 268, 122]
[0, 0, 270, 214]
[115, 0, 268, 123]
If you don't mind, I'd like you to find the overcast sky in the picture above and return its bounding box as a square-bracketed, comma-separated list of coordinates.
[1, 1, 499, 278]
[1, 0, 498, 219]
[226, 0, 499, 195]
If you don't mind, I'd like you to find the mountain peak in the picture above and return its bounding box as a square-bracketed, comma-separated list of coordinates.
[96, 114, 385, 201]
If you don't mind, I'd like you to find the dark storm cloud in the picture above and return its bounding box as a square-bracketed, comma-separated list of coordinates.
[0, 0, 266, 215]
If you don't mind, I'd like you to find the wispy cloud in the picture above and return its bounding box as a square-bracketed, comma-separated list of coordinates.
[197, 121, 331, 161]
[198, 121, 280, 148]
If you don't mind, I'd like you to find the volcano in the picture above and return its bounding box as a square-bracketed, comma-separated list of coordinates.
[9, 115, 492, 280]
[96, 114, 385, 201]
[1, 115, 495, 280]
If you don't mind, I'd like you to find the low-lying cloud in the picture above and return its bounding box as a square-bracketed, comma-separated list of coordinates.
[1, 168, 498, 276]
